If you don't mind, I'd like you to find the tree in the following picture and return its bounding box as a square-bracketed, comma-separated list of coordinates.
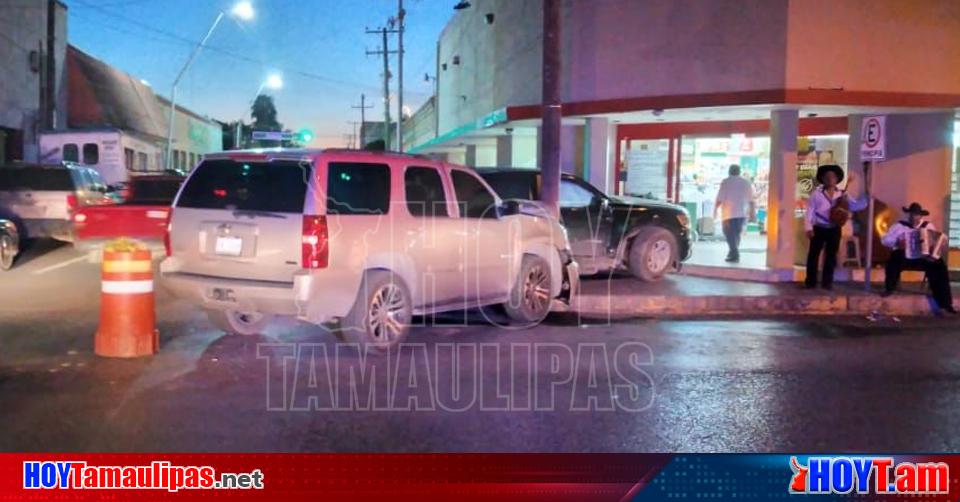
[249, 95, 283, 148]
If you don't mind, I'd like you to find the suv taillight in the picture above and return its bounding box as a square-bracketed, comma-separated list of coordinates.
[66, 194, 78, 211]
[301, 215, 328, 269]
[163, 209, 174, 257]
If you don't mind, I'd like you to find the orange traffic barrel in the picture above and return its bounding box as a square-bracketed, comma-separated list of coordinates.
[94, 239, 159, 358]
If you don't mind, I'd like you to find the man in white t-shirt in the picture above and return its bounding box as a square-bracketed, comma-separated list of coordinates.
[714, 164, 755, 262]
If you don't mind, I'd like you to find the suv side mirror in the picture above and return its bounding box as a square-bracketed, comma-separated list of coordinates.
[498, 200, 521, 217]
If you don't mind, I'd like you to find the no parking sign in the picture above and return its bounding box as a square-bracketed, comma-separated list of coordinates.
[860, 115, 886, 161]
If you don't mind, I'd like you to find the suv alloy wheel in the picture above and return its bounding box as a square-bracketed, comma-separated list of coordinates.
[628, 226, 678, 281]
[504, 254, 553, 324]
[341, 271, 413, 351]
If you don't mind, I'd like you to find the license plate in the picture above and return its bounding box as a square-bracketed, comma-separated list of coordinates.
[215, 236, 243, 256]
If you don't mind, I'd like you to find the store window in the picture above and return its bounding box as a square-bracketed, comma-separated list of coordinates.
[82, 143, 99, 165]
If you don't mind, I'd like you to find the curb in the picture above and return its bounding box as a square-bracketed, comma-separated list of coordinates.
[570, 292, 937, 317]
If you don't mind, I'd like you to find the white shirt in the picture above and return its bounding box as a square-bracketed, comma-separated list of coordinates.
[714, 175, 755, 220]
[882, 220, 935, 249]
[804, 186, 867, 231]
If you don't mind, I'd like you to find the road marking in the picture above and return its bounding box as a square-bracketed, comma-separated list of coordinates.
[31, 254, 90, 275]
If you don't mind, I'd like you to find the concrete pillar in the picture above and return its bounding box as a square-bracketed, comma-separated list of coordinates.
[535, 127, 542, 168]
[496, 135, 513, 167]
[560, 125, 581, 175]
[584, 117, 613, 194]
[464, 144, 477, 167]
[766, 109, 799, 271]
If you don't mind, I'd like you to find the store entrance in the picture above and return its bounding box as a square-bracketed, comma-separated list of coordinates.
[679, 135, 771, 269]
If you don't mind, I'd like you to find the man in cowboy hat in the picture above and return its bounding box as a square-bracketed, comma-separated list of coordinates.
[881, 202, 956, 313]
[804, 164, 866, 290]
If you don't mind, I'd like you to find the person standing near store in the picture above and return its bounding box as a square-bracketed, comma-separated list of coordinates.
[804, 164, 866, 290]
[714, 164, 755, 262]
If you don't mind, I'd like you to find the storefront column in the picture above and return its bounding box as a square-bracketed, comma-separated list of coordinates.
[766, 109, 799, 272]
[496, 135, 513, 167]
[464, 144, 477, 167]
[584, 117, 614, 194]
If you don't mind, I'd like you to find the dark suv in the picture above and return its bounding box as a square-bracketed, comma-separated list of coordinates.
[479, 169, 692, 281]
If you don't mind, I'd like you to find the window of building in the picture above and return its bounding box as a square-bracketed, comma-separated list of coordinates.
[189, 152, 196, 169]
[404, 166, 448, 217]
[124, 148, 135, 171]
[82, 143, 99, 165]
[137, 152, 149, 171]
[451, 170, 497, 219]
[326, 163, 390, 215]
[559, 179, 597, 208]
[62, 143, 79, 162]
[179, 150, 187, 170]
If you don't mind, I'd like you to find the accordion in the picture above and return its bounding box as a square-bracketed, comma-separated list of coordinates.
[905, 227, 948, 260]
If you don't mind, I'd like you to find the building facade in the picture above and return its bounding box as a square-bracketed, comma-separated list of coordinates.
[0, 0, 67, 163]
[38, 45, 222, 182]
[407, 0, 960, 278]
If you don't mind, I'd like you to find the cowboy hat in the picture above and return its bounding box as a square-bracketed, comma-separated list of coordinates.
[815, 164, 844, 184]
[902, 202, 930, 216]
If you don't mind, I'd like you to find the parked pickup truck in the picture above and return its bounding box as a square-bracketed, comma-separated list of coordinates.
[73, 175, 184, 252]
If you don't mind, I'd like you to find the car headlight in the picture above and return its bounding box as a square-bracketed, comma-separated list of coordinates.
[677, 212, 690, 228]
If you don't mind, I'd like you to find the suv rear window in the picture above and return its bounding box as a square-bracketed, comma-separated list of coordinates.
[176, 159, 310, 213]
[128, 178, 183, 204]
[327, 162, 390, 215]
[0, 168, 74, 191]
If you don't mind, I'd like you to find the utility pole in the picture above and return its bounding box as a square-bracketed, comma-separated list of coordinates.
[351, 93, 372, 148]
[366, 27, 398, 151]
[539, 0, 562, 217]
[396, 0, 405, 152]
[45, 0, 57, 129]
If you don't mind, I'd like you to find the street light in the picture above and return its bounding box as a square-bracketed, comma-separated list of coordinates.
[251, 73, 283, 106]
[165, 1, 255, 170]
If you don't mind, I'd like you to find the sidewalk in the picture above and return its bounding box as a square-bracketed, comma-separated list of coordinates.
[570, 274, 953, 318]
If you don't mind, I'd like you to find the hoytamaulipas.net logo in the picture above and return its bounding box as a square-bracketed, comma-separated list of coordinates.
[789, 456, 949, 495]
[24, 461, 264, 492]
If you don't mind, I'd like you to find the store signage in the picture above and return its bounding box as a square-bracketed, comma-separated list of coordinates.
[625, 146, 668, 199]
[860, 115, 886, 161]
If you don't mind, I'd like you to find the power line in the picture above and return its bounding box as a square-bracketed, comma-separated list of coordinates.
[68, 0, 431, 97]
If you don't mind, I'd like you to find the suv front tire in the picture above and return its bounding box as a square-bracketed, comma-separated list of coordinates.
[628, 227, 678, 281]
[504, 254, 553, 325]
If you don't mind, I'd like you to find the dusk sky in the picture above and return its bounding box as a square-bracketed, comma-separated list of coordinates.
[64, 0, 451, 147]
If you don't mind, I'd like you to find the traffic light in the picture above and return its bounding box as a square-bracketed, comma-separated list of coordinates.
[297, 128, 314, 144]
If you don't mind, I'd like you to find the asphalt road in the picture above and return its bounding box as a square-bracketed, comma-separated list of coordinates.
[2, 240, 960, 452]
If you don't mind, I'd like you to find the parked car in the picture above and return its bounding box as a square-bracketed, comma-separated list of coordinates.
[479, 169, 692, 281]
[73, 174, 184, 253]
[0, 162, 114, 242]
[0, 219, 19, 270]
[160, 149, 578, 349]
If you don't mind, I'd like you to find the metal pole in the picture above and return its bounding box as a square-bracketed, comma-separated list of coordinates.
[45, 0, 57, 129]
[165, 11, 224, 171]
[382, 27, 392, 151]
[539, 0, 562, 217]
[864, 161, 875, 291]
[397, 0, 405, 152]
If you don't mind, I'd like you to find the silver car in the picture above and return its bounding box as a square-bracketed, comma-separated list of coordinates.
[160, 149, 578, 349]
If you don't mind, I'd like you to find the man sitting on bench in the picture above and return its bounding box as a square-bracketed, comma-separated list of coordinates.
[880, 202, 956, 314]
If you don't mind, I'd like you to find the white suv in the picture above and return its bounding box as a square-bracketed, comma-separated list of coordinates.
[160, 149, 578, 348]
